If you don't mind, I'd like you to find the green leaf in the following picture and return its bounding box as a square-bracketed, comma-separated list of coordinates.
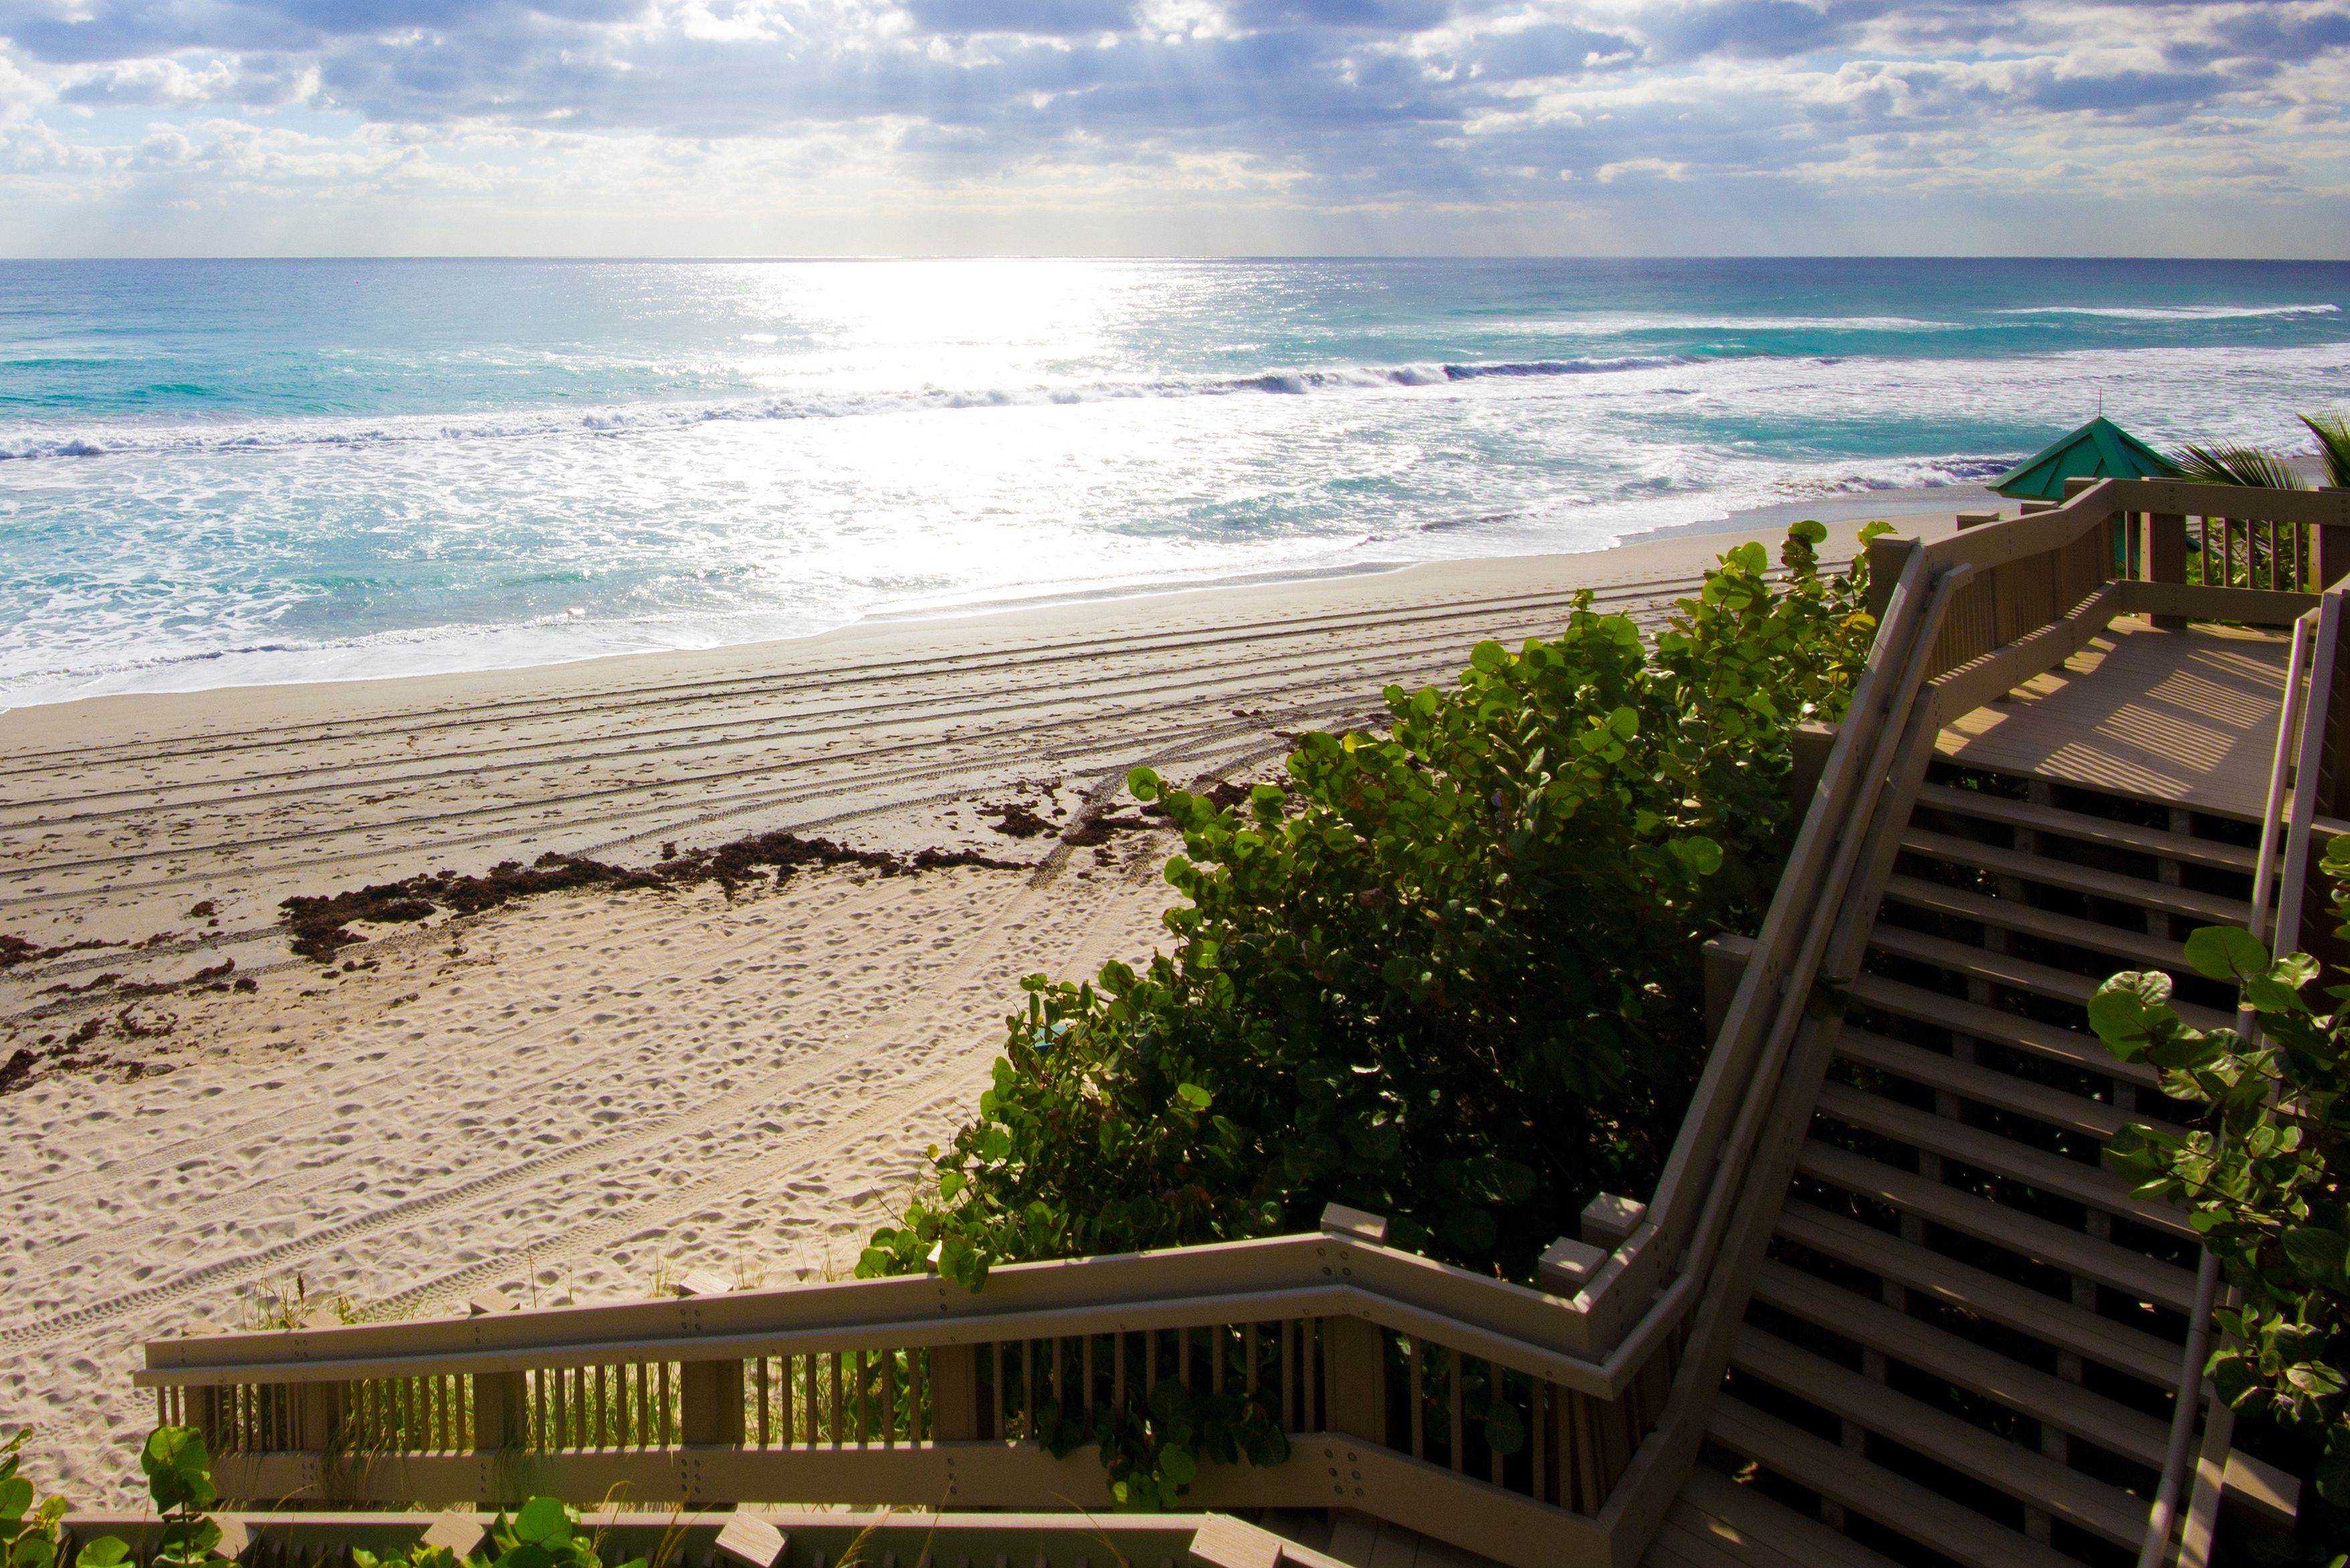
[1483, 1399, 1525, 1456]
[2323, 1424, 2350, 1506]
[1176, 1083, 1212, 1110]
[0, 1476, 30, 1526]
[1788, 520, 1828, 546]
[1672, 836, 1723, 877]
[139, 1428, 216, 1515]
[2183, 924, 2268, 982]
[2085, 972, 2175, 1060]
[1158, 1446, 1198, 1486]
[2282, 1225, 2350, 1280]
[508, 1498, 572, 1551]
[72, 1542, 130, 1568]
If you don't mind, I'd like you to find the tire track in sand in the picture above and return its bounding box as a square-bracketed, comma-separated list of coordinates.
[0, 820, 1155, 1353]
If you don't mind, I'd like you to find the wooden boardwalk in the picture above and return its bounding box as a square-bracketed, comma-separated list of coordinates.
[1935, 614, 2294, 820]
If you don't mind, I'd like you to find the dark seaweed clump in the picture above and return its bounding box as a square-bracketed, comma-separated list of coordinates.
[280, 830, 1023, 961]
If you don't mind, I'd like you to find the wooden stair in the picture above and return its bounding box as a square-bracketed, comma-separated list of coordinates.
[1650, 766, 2266, 1567]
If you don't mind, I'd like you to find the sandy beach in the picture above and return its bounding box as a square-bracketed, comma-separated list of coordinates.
[0, 511, 1958, 1503]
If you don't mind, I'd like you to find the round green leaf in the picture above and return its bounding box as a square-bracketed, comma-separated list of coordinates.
[1483, 1399, 1526, 1457]
[508, 1498, 572, 1551]
[2183, 924, 2268, 982]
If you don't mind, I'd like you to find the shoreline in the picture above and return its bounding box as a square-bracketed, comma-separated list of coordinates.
[0, 485, 1989, 717]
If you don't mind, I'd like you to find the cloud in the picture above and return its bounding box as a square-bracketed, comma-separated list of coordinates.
[1, 0, 2347, 252]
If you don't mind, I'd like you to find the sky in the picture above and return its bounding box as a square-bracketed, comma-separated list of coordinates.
[1, 0, 2346, 256]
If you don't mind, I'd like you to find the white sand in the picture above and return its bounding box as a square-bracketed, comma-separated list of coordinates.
[0, 510, 1961, 1504]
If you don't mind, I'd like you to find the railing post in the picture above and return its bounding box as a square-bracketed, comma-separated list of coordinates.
[1864, 534, 1913, 624]
[2146, 513, 2187, 629]
[2319, 522, 2350, 591]
[1321, 1317, 1388, 1446]
[930, 1345, 979, 1440]
[681, 1360, 744, 1446]
[473, 1372, 526, 1450]
[294, 1382, 332, 1451]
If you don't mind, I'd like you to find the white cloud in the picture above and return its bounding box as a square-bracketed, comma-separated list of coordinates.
[0, 0, 2344, 253]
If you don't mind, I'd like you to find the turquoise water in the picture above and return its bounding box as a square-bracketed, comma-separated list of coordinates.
[2, 257, 2345, 706]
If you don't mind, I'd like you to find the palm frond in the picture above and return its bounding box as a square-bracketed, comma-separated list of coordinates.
[2173, 441, 2309, 491]
[2301, 413, 2350, 489]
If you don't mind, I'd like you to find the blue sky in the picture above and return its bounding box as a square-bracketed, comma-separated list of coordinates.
[1, 0, 2345, 255]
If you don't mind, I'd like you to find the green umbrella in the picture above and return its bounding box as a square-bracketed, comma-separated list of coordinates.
[1991, 415, 2184, 501]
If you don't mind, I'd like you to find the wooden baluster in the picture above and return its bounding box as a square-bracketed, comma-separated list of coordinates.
[1489, 1364, 1506, 1487]
[659, 1361, 673, 1447]
[1448, 1349, 1464, 1473]
[1080, 1337, 1095, 1438]
[856, 1351, 871, 1446]
[830, 1351, 844, 1448]
[910, 1347, 926, 1443]
[1533, 1379, 1550, 1505]
[1280, 1323, 1295, 1431]
[1245, 1324, 1260, 1397]
[802, 1354, 816, 1446]
[1177, 1327, 1190, 1393]
[883, 1351, 897, 1445]
[1113, 1333, 1128, 1426]
[1020, 1343, 1034, 1440]
[755, 1357, 770, 1448]
[1408, 1338, 1424, 1460]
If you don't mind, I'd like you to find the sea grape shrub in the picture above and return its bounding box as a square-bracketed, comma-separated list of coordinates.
[862, 519, 1884, 1300]
[0, 1430, 70, 1568]
[2087, 855, 2350, 1519]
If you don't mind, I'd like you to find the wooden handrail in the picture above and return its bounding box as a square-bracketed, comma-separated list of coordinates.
[144, 1230, 1656, 1393]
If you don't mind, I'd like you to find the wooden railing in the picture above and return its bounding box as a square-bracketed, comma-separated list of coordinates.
[142, 1224, 1680, 1568]
[136, 478, 2348, 1567]
[57, 1508, 1352, 1568]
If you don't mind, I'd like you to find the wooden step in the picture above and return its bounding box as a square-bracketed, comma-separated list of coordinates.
[1707, 1394, 2084, 1568]
[1796, 1138, 2200, 1311]
[1814, 1082, 2198, 1239]
[1842, 972, 2161, 1089]
[1881, 874, 2190, 970]
[1731, 1325, 2150, 1545]
[1751, 1259, 2173, 1468]
[1915, 782, 2263, 875]
[1866, 923, 2235, 1034]
[1774, 1202, 2181, 1385]
[1900, 827, 2250, 924]
[1650, 1467, 1904, 1568]
[1834, 1026, 2178, 1142]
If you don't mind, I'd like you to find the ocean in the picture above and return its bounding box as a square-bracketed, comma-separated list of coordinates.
[2, 256, 2345, 708]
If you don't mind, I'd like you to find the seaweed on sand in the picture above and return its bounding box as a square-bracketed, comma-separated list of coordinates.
[280, 830, 1023, 961]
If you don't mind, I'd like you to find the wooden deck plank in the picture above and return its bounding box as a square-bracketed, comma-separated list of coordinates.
[1935, 617, 2293, 822]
